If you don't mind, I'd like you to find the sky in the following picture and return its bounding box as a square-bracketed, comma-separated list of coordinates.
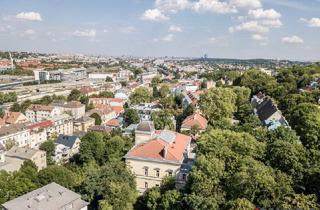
[0, 0, 320, 61]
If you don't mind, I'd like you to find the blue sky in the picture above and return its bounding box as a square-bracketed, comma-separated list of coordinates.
[0, 0, 320, 61]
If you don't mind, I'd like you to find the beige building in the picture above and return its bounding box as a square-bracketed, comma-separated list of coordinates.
[0, 123, 31, 148]
[26, 104, 60, 123]
[125, 121, 193, 193]
[0, 146, 47, 172]
[0, 112, 29, 127]
[73, 116, 95, 132]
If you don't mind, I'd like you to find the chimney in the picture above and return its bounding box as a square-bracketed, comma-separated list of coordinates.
[162, 146, 168, 159]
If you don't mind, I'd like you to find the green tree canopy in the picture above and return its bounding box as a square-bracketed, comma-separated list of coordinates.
[129, 87, 152, 105]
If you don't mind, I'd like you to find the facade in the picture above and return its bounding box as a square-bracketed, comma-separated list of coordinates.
[1, 182, 88, 210]
[0, 146, 46, 172]
[87, 108, 117, 124]
[0, 124, 30, 148]
[62, 101, 86, 120]
[54, 135, 81, 163]
[49, 114, 74, 136]
[73, 116, 95, 132]
[125, 121, 193, 193]
[89, 97, 125, 107]
[131, 103, 161, 121]
[26, 104, 60, 123]
[140, 71, 158, 84]
[27, 121, 53, 149]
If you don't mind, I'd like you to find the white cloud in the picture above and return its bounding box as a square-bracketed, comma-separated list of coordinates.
[208, 36, 216, 43]
[16, 12, 42, 21]
[282, 35, 304, 44]
[261, 19, 282, 28]
[193, 0, 237, 14]
[141, 9, 170, 21]
[251, 34, 266, 40]
[300, 17, 320, 27]
[23, 29, 36, 35]
[72, 29, 96, 38]
[248, 8, 281, 19]
[120, 26, 136, 33]
[162, 34, 175, 41]
[229, 0, 262, 9]
[229, 21, 269, 33]
[155, 0, 191, 13]
[169, 25, 182, 32]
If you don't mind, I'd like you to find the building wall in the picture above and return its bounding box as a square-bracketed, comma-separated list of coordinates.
[31, 150, 47, 170]
[134, 131, 153, 145]
[65, 106, 85, 120]
[126, 158, 181, 193]
[0, 130, 30, 147]
[29, 129, 48, 149]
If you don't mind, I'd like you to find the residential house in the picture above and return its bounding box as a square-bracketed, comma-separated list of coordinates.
[73, 116, 95, 133]
[63, 101, 86, 120]
[54, 135, 80, 163]
[1, 182, 88, 210]
[140, 71, 158, 84]
[87, 108, 117, 125]
[0, 146, 46, 172]
[131, 103, 161, 121]
[26, 104, 60, 123]
[125, 121, 194, 193]
[48, 114, 74, 136]
[27, 121, 52, 149]
[115, 89, 129, 101]
[89, 97, 125, 107]
[0, 112, 29, 127]
[182, 91, 202, 110]
[252, 94, 288, 130]
[181, 113, 208, 133]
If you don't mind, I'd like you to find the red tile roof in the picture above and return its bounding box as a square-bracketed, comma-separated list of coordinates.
[28, 120, 53, 130]
[126, 131, 191, 163]
[106, 119, 120, 127]
[181, 113, 208, 130]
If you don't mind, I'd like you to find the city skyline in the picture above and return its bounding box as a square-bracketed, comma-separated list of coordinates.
[0, 0, 320, 61]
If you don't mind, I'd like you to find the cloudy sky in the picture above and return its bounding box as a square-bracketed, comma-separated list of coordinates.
[0, 0, 320, 61]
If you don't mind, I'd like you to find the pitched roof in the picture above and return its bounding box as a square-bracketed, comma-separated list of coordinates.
[27, 104, 54, 112]
[27, 120, 53, 130]
[63, 101, 84, 109]
[181, 113, 208, 130]
[136, 121, 155, 133]
[126, 130, 191, 163]
[56, 134, 79, 148]
[0, 112, 28, 125]
[105, 118, 120, 127]
[256, 98, 278, 121]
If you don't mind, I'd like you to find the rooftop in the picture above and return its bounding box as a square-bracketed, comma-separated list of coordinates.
[1, 182, 88, 210]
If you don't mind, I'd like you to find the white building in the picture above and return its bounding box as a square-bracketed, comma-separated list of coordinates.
[26, 104, 60, 123]
[0, 124, 31, 148]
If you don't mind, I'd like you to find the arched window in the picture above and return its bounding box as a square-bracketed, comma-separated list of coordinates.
[154, 168, 160, 177]
[143, 166, 149, 176]
[166, 169, 173, 176]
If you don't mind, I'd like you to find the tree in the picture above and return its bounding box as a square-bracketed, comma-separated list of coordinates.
[9, 102, 21, 112]
[280, 194, 319, 209]
[38, 165, 76, 189]
[151, 110, 175, 130]
[234, 69, 278, 96]
[39, 140, 55, 165]
[151, 76, 161, 87]
[90, 113, 102, 125]
[98, 91, 114, 98]
[288, 103, 320, 149]
[79, 132, 106, 164]
[159, 85, 170, 98]
[224, 198, 255, 210]
[199, 87, 236, 123]
[129, 87, 152, 105]
[81, 161, 137, 210]
[123, 109, 140, 127]
[105, 76, 114, 82]
[68, 89, 82, 101]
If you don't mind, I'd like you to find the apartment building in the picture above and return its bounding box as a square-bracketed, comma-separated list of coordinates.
[26, 104, 60, 123]
[0, 123, 30, 148]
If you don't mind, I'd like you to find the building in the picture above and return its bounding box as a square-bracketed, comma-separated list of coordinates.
[0, 112, 29, 127]
[1, 182, 88, 210]
[33, 68, 87, 82]
[140, 71, 158, 84]
[62, 101, 86, 120]
[125, 121, 194, 193]
[252, 94, 289, 130]
[0, 146, 46, 172]
[0, 124, 30, 148]
[49, 114, 74, 136]
[131, 103, 161, 121]
[87, 108, 117, 125]
[73, 116, 95, 132]
[89, 97, 125, 107]
[182, 91, 202, 110]
[26, 104, 60, 123]
[181, 113, 208, 133]
[54, 135, 81, 163]
[27, 121, 52, 149]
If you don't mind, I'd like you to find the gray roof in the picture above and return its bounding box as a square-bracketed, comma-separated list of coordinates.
[2, 182, 88, 210]
[136, 121, 155, 133]
[56, 135, 79, 149]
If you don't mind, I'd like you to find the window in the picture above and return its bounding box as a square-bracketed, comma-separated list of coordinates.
[145, 182, 148, 189]
[182, 173, 187, 181]
[168, 171, 172, 176]
[144, 167, 149, 176]
[155, 169, 160, 177]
